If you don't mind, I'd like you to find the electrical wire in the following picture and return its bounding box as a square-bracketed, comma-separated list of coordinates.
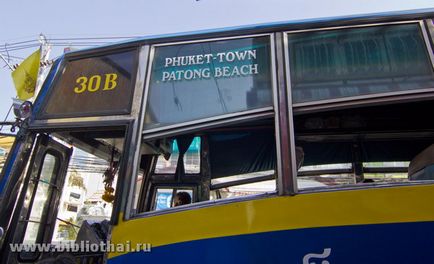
[0, 35, 142, 66]
[0, 35, 140, 49]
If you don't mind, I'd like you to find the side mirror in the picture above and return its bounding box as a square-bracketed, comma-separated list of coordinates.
[0, 227, 3, 238]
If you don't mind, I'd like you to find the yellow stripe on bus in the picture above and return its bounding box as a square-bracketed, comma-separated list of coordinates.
[109, 184, 434, 258]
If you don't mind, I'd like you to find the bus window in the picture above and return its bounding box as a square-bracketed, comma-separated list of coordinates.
[206, 128, 276, 198]
[293, 100, 434, 189]
[287, 23, 434, 104]
[154, 147, 178, 174]
[22, 153, 60, 244]
[133, 118, 277, 214]
[144, 36, 273, 130]
[154, 137, 201, 174]
[363, 162, 410, 183]
[152, 188, 194, 210]
[154, 188, 173, 210]
[210, 171, 275, 199]
[49, 130, 125, 243]
[298, 163, 355, 187]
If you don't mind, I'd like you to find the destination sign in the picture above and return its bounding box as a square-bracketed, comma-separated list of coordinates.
[161, 49, 259, 81]
[39, 49, 138, 118]
[144, 36, 273, 130]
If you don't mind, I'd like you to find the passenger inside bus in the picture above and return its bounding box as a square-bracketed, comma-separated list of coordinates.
[173, 192, 192, 207]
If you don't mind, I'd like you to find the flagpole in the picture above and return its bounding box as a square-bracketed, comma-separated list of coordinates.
[0, 53, 14, 71]
[35, 35, 51, 98]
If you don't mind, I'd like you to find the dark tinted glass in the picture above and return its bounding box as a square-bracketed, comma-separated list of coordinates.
[287, 23, 434, 103]
[144, 36, 273, 130]
[40, 49, 138, 118]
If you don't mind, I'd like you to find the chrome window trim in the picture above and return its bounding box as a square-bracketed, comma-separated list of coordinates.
[283, 31, 299, 195]
[270, 33, 286, 196]
[210, 172, 275, 190]
[284, 19, 421, 34]
[130, 191, 278, 219]
[292, 88, 434, 109]
[284, 20, 434, 110]
[142, 33, 275, 134]
[298, 180, 434, 194]
[29, 115, 136, 129]
[143, 107, 274, 135]
[427, 19, 434, 42]
[150, 33, 273, 48]
[292, 89, 434, 115]
[142, 111, 274, 141]
[130, 46, 151, 119]
[421, 20, 434, 68]
[124, 45, 151, 221]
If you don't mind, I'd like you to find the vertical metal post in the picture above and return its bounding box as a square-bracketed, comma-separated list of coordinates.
[122, 45, 150, 221]
[274, 33, 298, 195]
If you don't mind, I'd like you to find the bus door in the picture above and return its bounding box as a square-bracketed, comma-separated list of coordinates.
[1, 134, 72, 264]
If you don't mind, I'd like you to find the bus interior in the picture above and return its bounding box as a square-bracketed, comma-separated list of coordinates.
[130, 98, 434, 215]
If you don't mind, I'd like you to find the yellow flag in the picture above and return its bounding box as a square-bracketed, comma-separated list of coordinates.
[11, 49, 41, 100]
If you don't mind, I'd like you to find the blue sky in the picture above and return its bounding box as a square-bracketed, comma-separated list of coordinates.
[1, 0, 433, 128]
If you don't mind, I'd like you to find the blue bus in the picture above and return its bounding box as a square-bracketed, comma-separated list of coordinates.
[1, 8, 434, 264]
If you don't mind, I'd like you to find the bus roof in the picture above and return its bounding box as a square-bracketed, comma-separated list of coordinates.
[66, 7, 434, 57]
[32, 7, 434, 126]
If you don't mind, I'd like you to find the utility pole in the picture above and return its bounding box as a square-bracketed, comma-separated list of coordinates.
[35, 33, 51, 97]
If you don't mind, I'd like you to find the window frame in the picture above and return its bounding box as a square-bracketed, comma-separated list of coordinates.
[141, 33, 276, 135]
[210, 170, 276, 190]
[21, 150, 61, 245]
[127, 19, 434, 221]
[283, 20, 434, 194]
[30, 45, 149, 131]
[284, 20, 434, 110]
[132, 188, 278, 219]
[150, 185, 196, 211]
[35, 47, 141, 120]
[130, 117, 282, 219]
[127, 32, 282, 219]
